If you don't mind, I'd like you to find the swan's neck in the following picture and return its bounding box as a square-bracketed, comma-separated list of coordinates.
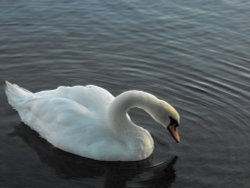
[108, 91, 159, 130]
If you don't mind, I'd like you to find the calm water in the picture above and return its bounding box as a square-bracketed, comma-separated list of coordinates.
[1, 0, 250, 187]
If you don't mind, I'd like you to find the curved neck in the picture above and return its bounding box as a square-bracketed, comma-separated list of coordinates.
[108, 90, 159, 130]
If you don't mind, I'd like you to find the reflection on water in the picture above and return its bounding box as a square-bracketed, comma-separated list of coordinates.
[10, 124, 177, 188]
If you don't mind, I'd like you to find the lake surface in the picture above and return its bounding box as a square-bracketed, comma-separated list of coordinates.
[1, 0, 250, 187]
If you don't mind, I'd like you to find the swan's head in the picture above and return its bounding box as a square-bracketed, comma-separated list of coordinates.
[152, 100, 180, 143]
[110, 90, 180, 143]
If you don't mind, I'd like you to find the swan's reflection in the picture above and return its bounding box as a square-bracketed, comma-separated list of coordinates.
[10, 123, 177, 188]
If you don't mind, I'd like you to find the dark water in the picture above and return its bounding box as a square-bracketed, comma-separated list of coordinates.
[1, 0, 250, 187]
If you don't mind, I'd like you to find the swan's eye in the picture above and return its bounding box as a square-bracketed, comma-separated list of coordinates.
[169, 116, 178, 127]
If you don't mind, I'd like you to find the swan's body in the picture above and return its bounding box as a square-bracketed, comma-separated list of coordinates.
[5, 81, 180, 161]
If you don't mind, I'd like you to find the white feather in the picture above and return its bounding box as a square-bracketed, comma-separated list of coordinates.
[5, 81, 180, 161]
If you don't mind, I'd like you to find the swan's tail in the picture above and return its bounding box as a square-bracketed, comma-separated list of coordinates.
[5, 81, 33, 110]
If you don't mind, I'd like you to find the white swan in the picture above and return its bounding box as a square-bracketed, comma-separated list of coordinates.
[5, 81, 180, 161]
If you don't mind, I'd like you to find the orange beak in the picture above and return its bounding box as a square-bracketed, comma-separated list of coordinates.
[168, 125, 180, 143]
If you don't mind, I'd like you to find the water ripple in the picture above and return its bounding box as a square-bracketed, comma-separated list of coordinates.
[1, 0, 250, 187]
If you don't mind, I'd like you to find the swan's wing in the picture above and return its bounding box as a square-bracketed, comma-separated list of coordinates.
[18, 96, 93, 142]
[35, 85, 115, 113]
[18, 96, 116, 157]
[18, 96, 128, 160]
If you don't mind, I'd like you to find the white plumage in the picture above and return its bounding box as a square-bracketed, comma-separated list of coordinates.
[5, 81, 180, 161]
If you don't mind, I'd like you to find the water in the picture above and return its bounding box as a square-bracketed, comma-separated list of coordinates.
[1, 0, 250, 187]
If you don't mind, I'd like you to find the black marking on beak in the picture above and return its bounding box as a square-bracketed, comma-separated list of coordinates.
[167, 117, 180, 143]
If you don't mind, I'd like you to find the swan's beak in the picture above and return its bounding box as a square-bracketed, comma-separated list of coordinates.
[168, 124, 180, 143]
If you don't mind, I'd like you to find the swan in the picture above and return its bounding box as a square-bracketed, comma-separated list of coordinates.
[5, 81, 180, 161]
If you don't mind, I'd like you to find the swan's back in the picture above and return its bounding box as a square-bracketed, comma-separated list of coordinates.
[36, 85, 115, 113]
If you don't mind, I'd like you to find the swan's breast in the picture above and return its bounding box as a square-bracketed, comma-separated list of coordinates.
[116, 126, 154, 161]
